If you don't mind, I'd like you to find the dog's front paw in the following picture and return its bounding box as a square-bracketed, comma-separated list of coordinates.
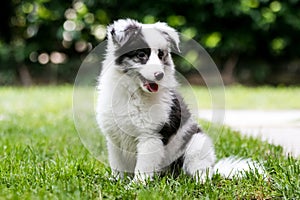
[110, 170, 124, 181]
[133, 173, 149, 185]
[124, 175, 148, 190]
[133, 173, 153, 185]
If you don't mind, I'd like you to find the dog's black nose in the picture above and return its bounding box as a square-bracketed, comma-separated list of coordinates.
[154, 71, 164, 81]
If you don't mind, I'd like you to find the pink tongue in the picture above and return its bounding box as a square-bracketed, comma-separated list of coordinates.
[146, 82, 158, 92]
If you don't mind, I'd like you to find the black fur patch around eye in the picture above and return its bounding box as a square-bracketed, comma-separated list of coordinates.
[136, 48, 151, 64]
[158, 49, 164, 60]
[114, 30, 150, 66]
[115, 48, 151, 66]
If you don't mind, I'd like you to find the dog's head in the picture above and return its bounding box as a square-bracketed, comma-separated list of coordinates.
[106, 19, 180, 93]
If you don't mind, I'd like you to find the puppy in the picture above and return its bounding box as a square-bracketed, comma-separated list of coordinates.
[96, 19, 262, 183]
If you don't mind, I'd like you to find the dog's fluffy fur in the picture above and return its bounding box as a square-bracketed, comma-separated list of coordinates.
[96, 19, 263, 183]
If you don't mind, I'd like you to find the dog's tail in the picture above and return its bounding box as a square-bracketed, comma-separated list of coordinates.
[213, 156, 265, 179]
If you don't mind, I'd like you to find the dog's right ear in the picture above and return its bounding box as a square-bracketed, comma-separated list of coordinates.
[107, 19, 141, 47]
[154, 22, 180, 53]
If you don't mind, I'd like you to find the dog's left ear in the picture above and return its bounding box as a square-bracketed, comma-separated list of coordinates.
[154, 22, 180, 53]
[107, 19, 141, 47]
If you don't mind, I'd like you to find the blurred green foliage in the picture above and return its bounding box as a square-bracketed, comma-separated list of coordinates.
[0, 0, 300, 85]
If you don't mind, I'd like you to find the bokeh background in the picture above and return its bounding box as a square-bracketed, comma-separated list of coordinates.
[1, 0, 300, 86]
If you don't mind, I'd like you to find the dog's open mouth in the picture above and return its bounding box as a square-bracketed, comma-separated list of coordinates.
[139, 75, 159, 93]
[144, 81, 158, 92]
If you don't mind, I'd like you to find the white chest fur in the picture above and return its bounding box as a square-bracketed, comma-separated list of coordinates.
[96, 69, 172, 150]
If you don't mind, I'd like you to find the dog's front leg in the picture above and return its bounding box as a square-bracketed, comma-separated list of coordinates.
[133, 136, 164, 183]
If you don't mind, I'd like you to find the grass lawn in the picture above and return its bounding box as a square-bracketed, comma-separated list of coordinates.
[0, 86, 299, 199]
[181, 85, 300, 110]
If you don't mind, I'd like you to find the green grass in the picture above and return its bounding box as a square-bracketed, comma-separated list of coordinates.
[0, 86, 299, 199]
[181, 85, 300, 109]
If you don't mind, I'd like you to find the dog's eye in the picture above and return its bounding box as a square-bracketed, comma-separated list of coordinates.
[137, 51, 146, 59]
[158, 49, 165, 59]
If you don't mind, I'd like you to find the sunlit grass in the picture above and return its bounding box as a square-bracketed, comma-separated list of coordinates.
[0, 86, 299, 199]
[181, 85, 300, 109]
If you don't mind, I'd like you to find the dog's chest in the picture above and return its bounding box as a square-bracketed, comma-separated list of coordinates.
[119, 95, 167, 136]
[98, 90, 170, 139]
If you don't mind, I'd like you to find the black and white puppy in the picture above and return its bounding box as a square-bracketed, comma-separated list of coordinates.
[96, 19, 262, 183]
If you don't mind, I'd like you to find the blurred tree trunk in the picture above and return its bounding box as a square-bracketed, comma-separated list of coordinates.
[222, 53, 239, 85]
[18, 65, 33, 86]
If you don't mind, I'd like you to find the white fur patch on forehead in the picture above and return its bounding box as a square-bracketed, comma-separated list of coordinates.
[141, 25, 169, 49]
[142, 22, 180, 52]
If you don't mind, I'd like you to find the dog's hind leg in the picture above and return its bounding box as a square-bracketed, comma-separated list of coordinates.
[182, 133, 216, 183]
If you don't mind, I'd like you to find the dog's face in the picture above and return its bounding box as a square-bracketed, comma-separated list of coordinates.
[106, 19, 180, 93]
